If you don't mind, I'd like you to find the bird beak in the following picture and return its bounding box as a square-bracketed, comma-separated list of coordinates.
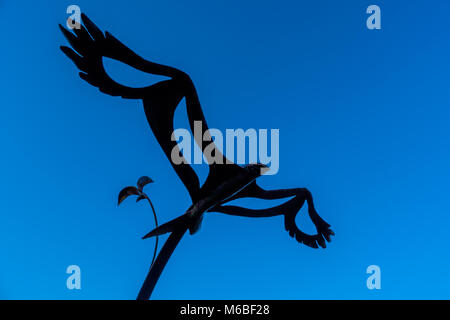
[259, 165, 270, 175]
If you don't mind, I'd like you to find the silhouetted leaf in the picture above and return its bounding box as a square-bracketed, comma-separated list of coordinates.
[136, 195, 146, 203]
[137, 176, 154, 191]
[118, 186, 140, 205]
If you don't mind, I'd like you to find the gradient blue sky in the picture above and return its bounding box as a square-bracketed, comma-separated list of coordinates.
[1, 0, 450, 299]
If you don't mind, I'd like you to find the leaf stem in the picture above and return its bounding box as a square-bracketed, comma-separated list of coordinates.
[144, 194, 159, 266]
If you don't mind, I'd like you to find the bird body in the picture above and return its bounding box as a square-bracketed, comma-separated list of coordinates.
[145, 163, 268, 237]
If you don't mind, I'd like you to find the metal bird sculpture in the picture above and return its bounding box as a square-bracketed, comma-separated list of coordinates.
[59, 14, 335, 300]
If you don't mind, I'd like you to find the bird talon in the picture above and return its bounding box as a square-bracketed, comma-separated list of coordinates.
[316, 235, 326, 248]
[304, 239, 319, 249]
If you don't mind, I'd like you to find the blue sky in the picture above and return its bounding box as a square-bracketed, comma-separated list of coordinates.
[1, 0, 450, 299]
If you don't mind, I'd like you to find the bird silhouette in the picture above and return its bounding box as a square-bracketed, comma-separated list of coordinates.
[59, 14, 334, 300]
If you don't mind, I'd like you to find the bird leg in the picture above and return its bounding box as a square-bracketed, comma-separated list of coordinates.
[210, 186, 334, 248]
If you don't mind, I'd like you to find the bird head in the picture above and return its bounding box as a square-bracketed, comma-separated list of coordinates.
[244, 163, 270, 177]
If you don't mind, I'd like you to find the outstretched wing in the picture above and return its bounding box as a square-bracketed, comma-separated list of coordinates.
[60, 14, 245, 203]
[60, 15, 202, 201]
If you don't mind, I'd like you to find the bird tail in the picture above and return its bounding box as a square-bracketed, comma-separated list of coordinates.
[142, 214, 190, 239]
[142, 212, 204, 239]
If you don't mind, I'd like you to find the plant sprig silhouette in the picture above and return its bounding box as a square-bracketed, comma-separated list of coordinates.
[59, 14, 334, 300]
[118, 176, 159, 267]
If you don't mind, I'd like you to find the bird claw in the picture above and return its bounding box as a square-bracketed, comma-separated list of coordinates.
[284, 205, 334, 249]
[308, 207, 334, 247]
[303, 238, 319, 249]
[286, 221, 321, 249]
[316, 235, 326, 249]
[315, 222, 335, 244]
